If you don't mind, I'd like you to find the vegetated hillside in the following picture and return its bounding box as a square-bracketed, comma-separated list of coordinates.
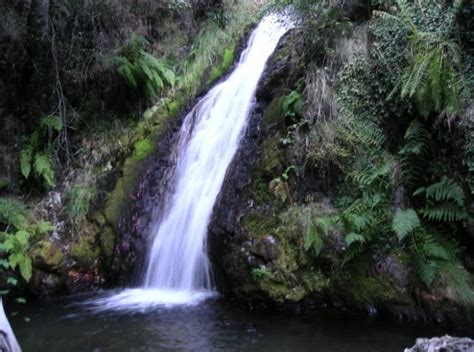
[209, 0, 474, 324]
[0, 0, 262, 298]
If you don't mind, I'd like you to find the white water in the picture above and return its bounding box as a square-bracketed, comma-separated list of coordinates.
[91, 14, 292, 311]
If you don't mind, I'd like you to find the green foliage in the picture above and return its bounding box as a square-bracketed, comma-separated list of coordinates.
[251, 267, 274, 281]
[269, 166, 296, 204]
[414, 177, 468, 222]
[0, 198, 27, 230]
[108, 34, 175, 99]
[410, 229, 453, 287]
[398, 120, 430, 186]
[282, 91, 302, 121]
[392, 208, 420, 241]
[1, 230, 33, 281]
[64, 186, 97, 225]
[208, 7, 232, 28]
[377, 0, 465, 117]
[19, 115, 62, 189]
[0, 198, 54, 284]
[133, 138, 154, 161]
[304, 215, 339, 257]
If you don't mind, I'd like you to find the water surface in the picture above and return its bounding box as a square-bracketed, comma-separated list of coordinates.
[9, 293, 454, 352]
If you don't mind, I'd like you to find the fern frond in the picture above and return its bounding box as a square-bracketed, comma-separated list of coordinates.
[33, 153, 55, 188]
[420, 205, 468, 222]
[19, 147, 33, 179]
[345, 232, 365, 245]
[415, 176, 465, 206]
[0, 198, 27, 229]
[392, 208, 420, 240]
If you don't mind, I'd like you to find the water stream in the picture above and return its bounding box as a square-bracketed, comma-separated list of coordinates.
[91, 14, 292, 311]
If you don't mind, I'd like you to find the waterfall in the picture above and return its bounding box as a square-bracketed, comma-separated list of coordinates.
[92, 14, 291, 311]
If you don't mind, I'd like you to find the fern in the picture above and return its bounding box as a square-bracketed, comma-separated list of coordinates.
[345, 232, 365, 246]
[398, 120, 430, 186]
[19, 115, 62, 189]
[33, 153, 55, 188]
[411, 229, 453, 287]
[0, 198, 27, 230]
[414, 177, 467, 222]
[342, 118, 386, 148]
[304, 215, 339, 256]
[0, 198, 55, 283]
[19, 147, 33, 179]
[392, 208, 420, 240]
[378, 0, 464, 117]
[108, 34, 175, 99]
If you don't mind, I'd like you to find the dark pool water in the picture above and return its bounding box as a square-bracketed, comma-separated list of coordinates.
[7, 293, 467, 352]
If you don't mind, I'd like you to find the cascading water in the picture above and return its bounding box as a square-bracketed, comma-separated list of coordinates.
[92, 14, 292, 311]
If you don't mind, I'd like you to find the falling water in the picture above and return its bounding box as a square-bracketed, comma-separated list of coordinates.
[91, 14, 292, 311]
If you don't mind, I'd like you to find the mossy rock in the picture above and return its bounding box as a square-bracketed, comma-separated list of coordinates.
[336, 258, 413, 307]
[242, 210, 279, 239]
[71, 234, 100, 269]
[32, 240, 65, 274]
[254, 267, 328, 303]
[261, 96, 286, 132]
[100, 225, 115, 258]
[104, 157, 142, 226]
[260, 136, 284, 176]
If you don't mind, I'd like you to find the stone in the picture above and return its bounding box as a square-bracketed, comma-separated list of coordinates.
[404, 335, 474, 352]
[253, 235, 279, 261]
[374, 255, 410, 292]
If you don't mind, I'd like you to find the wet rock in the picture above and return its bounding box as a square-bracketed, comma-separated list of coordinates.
[30, 270, 66, 299]
[67, 269, 102, 294]
[252, 235, 279, 262]
[374, 255, 410, 292]
[404, 335, 474, 352]
[257, 30, 304, 103]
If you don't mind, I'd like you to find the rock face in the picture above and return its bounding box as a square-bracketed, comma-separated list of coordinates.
[206, 21, 472, 324]
[404, 336, 474, 352]
[208, 29, 321, 305]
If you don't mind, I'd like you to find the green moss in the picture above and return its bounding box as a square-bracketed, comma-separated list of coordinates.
[207, 44, 236, 85]
[260, 136, 284, 175]
[262, 97, 286, 132]
[133, 138, 154, 161]
[100, 226, 115, 258]
[104, 158, 141, 225]
[254, 268, 328, 303]
[70, 234, 99, 269]
[32, 240, 64, 272]
[242, 210, 279, 238]
[338, 258, 412, 306]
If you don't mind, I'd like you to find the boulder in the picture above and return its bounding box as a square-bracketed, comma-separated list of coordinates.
[404, 335, 474, 352]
